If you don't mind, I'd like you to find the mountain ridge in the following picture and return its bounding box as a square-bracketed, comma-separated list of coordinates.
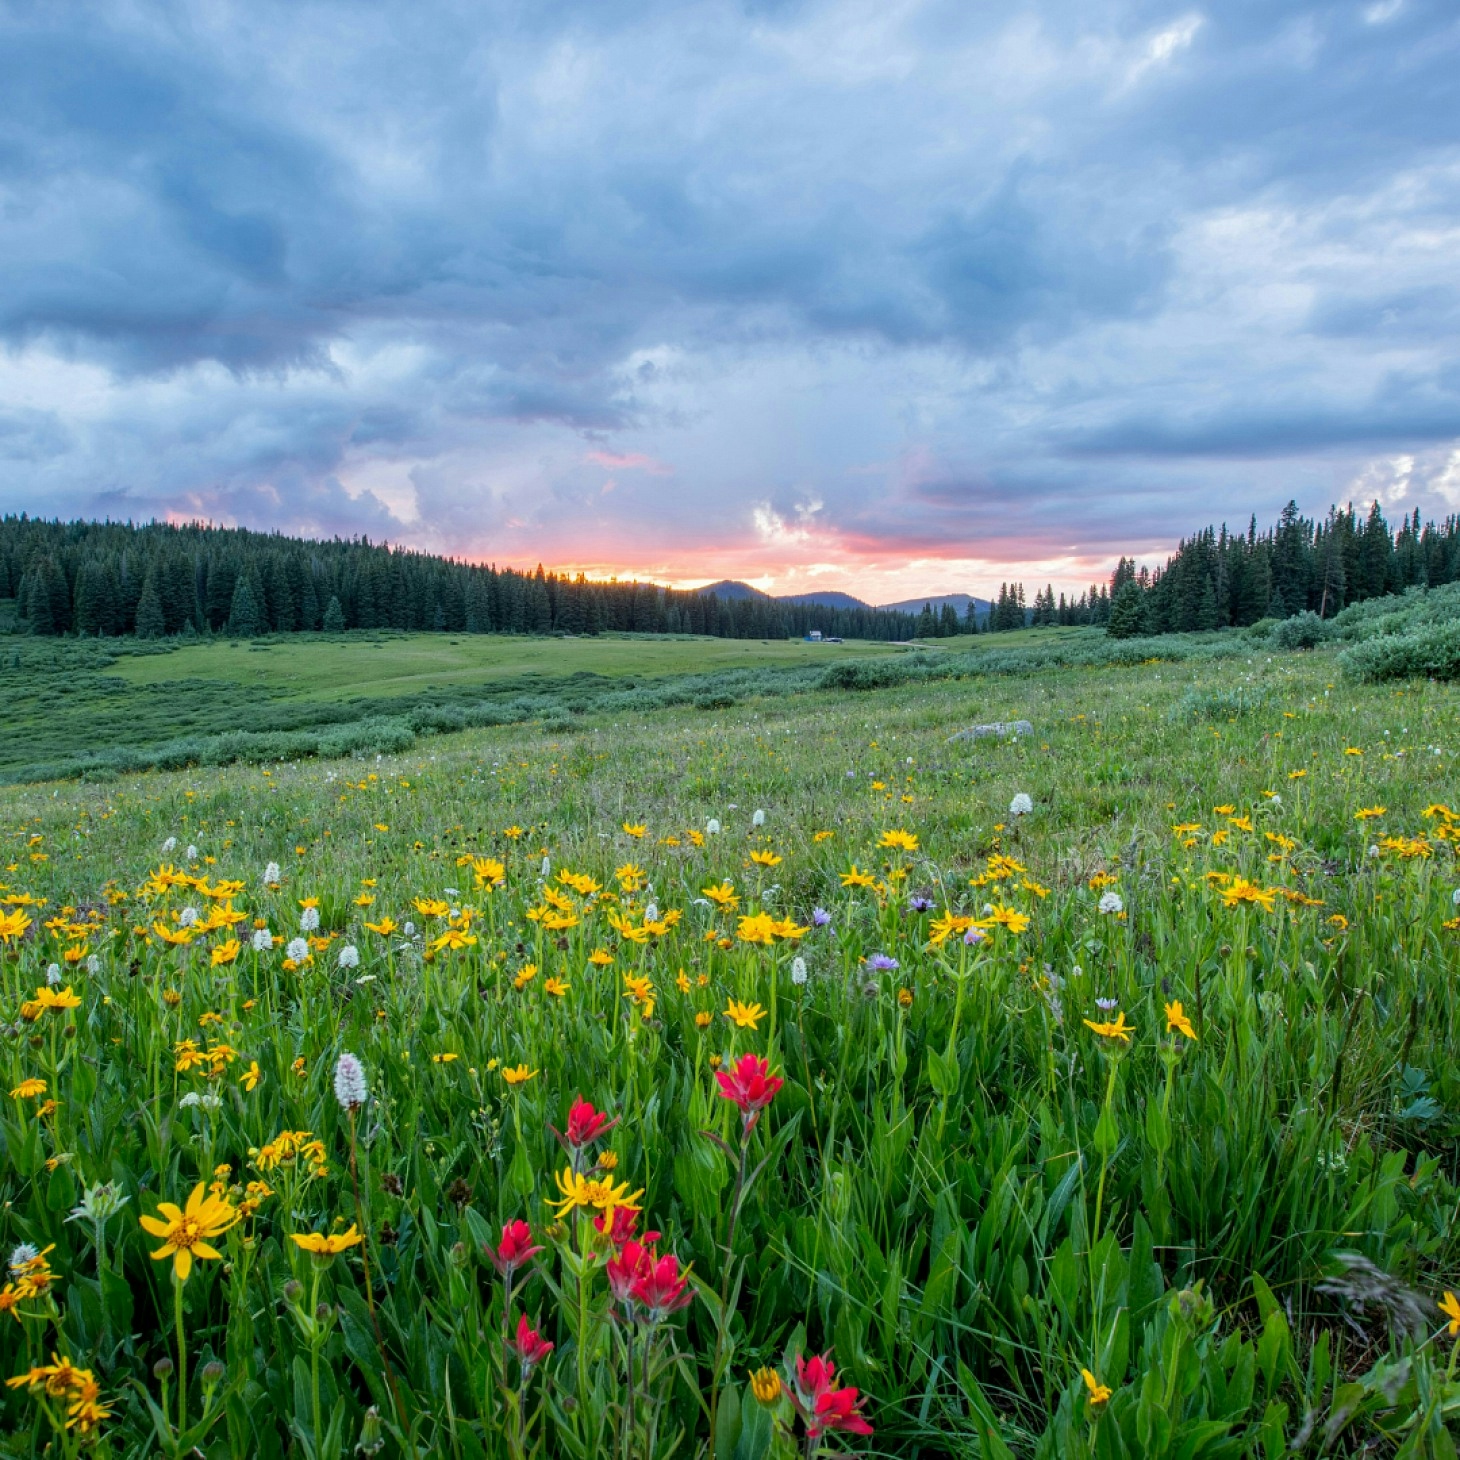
[694, 580, 990, 615]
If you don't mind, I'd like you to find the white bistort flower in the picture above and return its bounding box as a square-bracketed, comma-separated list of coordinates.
[1452, 887, 1460, 906]
[334, 1052, 367, 1111]
[706, 818, 721, 835]
[300, 906, 320, 932]
[178, 906, 200, 928]
[263, 861, 282, 886]
[286, 937, 310, 962]
[540, 857, 551, 878]
[1098, 891, 1124, 915]
[186, 844, 199, 861]
[45, 963, 62, 986]
[252, 927, 274, 953]
[161, 837, 177, 854]
[1010, 793, 1033, 817]
[752, 809, 766, 826]
[791, 957, 808, 986]
[8, 1243, 40, 1274]
[338, 944, 360, 969]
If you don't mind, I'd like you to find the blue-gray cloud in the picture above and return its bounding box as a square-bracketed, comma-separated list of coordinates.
[0, 0, 1457, 584]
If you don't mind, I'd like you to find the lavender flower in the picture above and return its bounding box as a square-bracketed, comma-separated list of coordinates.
[963, 926, 987, 946]
[866, 953, 899, 972]
[811, 907, 832, 927]
[334, 1051, 367, 1111]
[1096, 996, 1119, 1012]
[908, 895, 933, 913]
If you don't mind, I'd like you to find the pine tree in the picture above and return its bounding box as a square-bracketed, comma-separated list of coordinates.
[1107, 581, 1147, 639]
[228, 576, 264, 637]
[134, 573, 166, 639]
[322, 595, 346, 632]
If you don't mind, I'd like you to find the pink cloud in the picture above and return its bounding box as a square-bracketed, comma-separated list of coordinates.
[584, 449, 673, 476]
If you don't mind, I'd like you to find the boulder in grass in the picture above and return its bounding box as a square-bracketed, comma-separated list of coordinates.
[948, 719, 1033, 742]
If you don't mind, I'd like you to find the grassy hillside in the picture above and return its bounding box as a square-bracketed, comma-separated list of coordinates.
[106, 632, 897, 700]
[0, 645, 1457, 1455]
[0, 631, 900, 782]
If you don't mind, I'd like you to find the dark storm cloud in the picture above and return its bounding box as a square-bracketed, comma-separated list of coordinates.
[0, 0, 1456, 579]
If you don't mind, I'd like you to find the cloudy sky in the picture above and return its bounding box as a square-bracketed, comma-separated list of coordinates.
[2, 0, 1458, 601]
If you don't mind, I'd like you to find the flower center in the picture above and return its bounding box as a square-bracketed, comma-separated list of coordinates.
[174, 1217, 203, 1249]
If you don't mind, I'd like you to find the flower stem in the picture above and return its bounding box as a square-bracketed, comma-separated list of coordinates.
[174, 1273, 187, 1435]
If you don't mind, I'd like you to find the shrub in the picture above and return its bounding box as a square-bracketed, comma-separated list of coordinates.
[1271, 611, 1329, 650]
[1340, 619, 1460, 682]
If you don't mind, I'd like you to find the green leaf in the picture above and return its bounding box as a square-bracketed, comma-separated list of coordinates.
[1145, 1097, 1171, 1154]
[715, 1380, 743, 1460]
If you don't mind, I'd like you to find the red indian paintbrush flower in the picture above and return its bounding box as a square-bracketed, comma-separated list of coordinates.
[794, 1352, 874, 1439]
[509, 1313, 554, 1369]
[566, 1096, 616, 1147]
[595, 1204, 658, 1248]
[714, 1053, 783, 1130]
[489, 1219, 543, 1277]
[606, 1238, 653, 1304]
[629, 1250, 694, 1319]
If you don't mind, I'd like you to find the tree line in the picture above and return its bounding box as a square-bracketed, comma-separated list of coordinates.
[953, 500, 1456, 640]
[0, 517, 919, 642]
[1104, 500, 1459, 638]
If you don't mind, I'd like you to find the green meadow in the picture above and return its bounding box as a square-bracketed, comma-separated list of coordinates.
[0, 637, 1457, 1456]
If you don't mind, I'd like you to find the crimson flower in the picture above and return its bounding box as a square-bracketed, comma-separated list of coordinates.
[714, 1054, 783, 1129]
[606, 1238, 653, 1304]
[509, 1313, 554, 1369]
[490, 1219, 543, 1277]
[566, 1096, 616, 1148]
[794, 1352, 873, 1439]
[594, 1204, 659, 1248]
[629, 1251, 694, 1320]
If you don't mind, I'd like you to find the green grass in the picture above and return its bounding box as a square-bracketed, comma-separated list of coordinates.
[0, 631, 903, 782]
[107, 632, 898, 700]
[0, 645, 1457, 1456]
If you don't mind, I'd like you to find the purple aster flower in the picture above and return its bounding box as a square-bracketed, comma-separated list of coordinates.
[866, 953, 899, 972]
[963, 927, 987, 946]
[1095, 996, 1119, 1013]
[908, 896, 934, 913]
[811, 907, 832, 927]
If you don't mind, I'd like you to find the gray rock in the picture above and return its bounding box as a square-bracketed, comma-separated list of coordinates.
[949, 719, 1033, 742]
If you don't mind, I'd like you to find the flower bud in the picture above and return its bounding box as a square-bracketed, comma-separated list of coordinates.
[153, 1357, 174, 1380]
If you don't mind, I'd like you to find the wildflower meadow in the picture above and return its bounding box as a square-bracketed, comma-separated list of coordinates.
[0, 645, 1457, 1457]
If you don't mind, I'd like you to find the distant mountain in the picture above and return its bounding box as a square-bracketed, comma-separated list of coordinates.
[877, 593, 990, 617]
[693, 581, 979, 618]
[779, 590, 870, 610]
[695, 579, 768, 601]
